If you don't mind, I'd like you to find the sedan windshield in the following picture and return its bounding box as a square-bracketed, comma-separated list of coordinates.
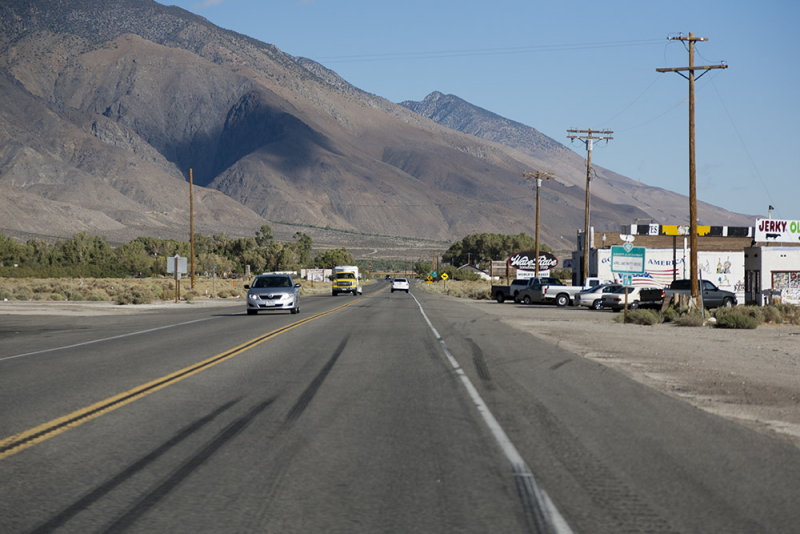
[253, 276, 292, 288]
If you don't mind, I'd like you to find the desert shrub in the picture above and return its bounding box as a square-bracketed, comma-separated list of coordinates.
[714, 307, 760, 329]
[674, 310, 705, 327]
[761, 306, 784, 324]
[147, 283, 165, 300]
[49, 293, 66, 301]
[86, 291, 107, 301]
[62, 289, 84, 301]
[14, 286, 33, 300]
[183, 291, 197, 303]
[0, 287, 12, 300]
[619, 309, 662, 325]
[217, 291, 229, 298]
[115, 287, 154, 305]
[777, 304, 800, 325]
[743, 306, 765, 323]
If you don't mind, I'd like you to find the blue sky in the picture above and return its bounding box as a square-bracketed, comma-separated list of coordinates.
[159, 0, 798, 221]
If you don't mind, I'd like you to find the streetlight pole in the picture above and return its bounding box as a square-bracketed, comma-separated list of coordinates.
[523, 171, 552, 277]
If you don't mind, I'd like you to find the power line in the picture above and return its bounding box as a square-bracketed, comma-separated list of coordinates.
[314, 39, 665, 64]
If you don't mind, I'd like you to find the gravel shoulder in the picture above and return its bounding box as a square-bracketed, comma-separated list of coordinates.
[463, 300, 800, 449]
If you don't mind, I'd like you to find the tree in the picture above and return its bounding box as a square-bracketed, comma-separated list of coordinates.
[292, 232, 313, 266]
[442, 233, 549, 267]
[255, 225, 273, 247]
[313, 248, 353, 268]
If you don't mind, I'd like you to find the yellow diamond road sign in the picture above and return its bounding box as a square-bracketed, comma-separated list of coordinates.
[441, 273, 449, 280]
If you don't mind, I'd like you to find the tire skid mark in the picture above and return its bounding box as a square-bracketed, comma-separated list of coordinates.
[101, 398, 275, 533]
[467, 337, 493, 384]
[28, 399, 241, 534]
[1, 299, 361, 460]
[284, 337, 349, 426]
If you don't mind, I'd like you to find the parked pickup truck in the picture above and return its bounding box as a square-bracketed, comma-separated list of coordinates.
[492, 276, 606, 304]
[667, 279, 737, 308]
[491, 278, 542, 303]
[638, 279, 737, 309]
[518, 277, 583, 307]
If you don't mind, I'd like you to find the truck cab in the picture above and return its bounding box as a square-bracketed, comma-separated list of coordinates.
[332, 266, 362, 296]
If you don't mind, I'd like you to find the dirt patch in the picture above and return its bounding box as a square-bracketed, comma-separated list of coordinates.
[467, 300, 800, 449]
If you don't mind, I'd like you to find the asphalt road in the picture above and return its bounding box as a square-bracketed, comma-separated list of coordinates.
[2, 282, 799, 533]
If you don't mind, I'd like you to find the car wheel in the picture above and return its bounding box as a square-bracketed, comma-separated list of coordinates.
[291, 306, 299, 314]
[523, 295, 532, 305]
[629, 301, 639, 310]
[722, 297, 733, 308]
[332, 291, 336, 296]
[496, 293, 505, 303]
[353, 290, 358, 296]
[247, 309, 257, 315]
[556, 293, 569, 307]
[405, 289, 409, 293]
[592, 299, 602, 310]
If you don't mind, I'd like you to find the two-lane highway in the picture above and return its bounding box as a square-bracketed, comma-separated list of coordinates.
[2, 282, 800, 533]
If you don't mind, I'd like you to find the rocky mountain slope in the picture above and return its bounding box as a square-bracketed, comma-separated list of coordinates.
[0, 0, 752, 254]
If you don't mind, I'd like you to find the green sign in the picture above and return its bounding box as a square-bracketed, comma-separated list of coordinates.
[610, 246, 645, 274]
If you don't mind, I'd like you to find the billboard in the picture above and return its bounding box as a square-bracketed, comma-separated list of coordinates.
[507, 251, 558, 272]
[755, 218, 800, 244]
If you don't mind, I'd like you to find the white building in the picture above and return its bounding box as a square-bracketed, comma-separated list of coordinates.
[744, 247, 800, 305]
[591, 248, 745, 303]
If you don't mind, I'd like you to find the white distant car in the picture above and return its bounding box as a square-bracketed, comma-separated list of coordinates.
[391, 278, 410, 293]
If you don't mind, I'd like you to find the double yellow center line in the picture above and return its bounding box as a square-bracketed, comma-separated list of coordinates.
[0, 299, 360, 460]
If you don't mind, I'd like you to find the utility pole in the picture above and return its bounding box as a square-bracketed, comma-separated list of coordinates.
[657, 32, 727, 308]
[566, 129, 613, 285]
[523, 171, 553, 277]
[189, 168, 196, 289]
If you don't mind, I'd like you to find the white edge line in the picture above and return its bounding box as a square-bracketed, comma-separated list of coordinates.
[0, 317, 213, 363]
[412, 293, 573, 534]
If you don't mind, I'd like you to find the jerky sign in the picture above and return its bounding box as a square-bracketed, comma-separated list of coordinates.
[507, 250, 558, 271]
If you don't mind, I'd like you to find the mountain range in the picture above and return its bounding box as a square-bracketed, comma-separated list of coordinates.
[0, 0, 752, 256]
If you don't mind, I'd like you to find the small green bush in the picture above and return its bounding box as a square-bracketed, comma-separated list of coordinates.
[618, 309, 662, 325]
[761, 306, 784, 324]
[49, 292, 66, 301]
[714, 307, 760, 329]
[14, 286, 33, 300]
[115, 287, 154, 305]
[674, 310, 705, 327]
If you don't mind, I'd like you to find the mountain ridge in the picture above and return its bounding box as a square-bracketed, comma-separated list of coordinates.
[0, 0, 752, 256]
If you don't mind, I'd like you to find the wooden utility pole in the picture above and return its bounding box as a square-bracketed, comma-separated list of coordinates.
[657, 32, 727, 307]
[523, 171, 553, 277]
[566, 129, 613, 285]
[189, 168, 195, 289]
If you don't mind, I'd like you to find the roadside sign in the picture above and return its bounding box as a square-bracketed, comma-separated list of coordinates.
[611, 246, 645, 274]
[440, 273, 449, 281]
[621, 274, 633, 287]
[166, 255, 188, 274]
